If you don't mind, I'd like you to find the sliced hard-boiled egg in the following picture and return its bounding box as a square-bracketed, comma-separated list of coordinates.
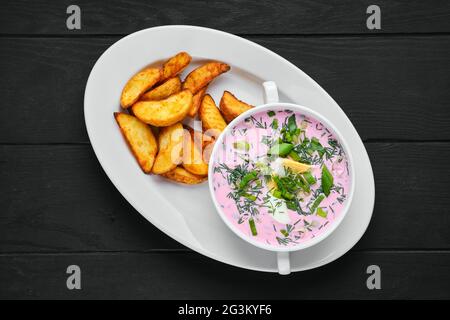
[281, 158, 310, 173]
[269, 157, 286, 177]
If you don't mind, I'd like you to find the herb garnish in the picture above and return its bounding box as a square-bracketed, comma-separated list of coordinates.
[249, 218, 258, 236]
[316, 207, 328, 218]
[310, 194, 325, 213]
[233, 141, 250, 152]
[321, 165, 334, 196]
[268, 143, 294, 157]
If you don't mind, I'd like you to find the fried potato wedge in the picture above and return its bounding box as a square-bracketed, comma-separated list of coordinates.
[187, 127, 213, 150]
[182, 62, 230, 94]
[182, 132, 209, 176]
[114, 112, 158, 173]
[140, 77, 181, 101]
[161, 52, 192, 82]
[187, 86, 207, 117]
[162, 167, 206, 185]
[121, 67, 161, 108]
[152, 123, 184, 174]
[220, 91, 253, 123]
[199, 94, 227, 135]
[132, 90, 193, 127]
[202, 139, 215, 164]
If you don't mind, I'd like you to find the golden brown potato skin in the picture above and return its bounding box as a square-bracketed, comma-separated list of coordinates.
[120, 67, 161, 108]
[199, 94, 227, 135]
[140, 77, 181, 101]
[161, 52, 192, 82]
[187, 86, 207, 117]
[114, 112, 158, 173]
[152, 123, 184, 175]
[219, 91, 253, 123]
[183, 62, 230, 94]
[187, 127, 213, 150]
[162, 167, 206, 184]
[182, 132, 209, 176]
[132, 90, 193, 127]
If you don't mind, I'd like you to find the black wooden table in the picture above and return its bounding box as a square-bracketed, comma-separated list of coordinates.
[1, 0, 449, 299]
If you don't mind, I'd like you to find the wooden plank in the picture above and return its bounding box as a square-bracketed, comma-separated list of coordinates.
[0, 251, 448, 299]
[0, 144, 182, 252]
[1, 143, 449, 253]
[0, 36, 449, 143]
[1, 0, 449, 35]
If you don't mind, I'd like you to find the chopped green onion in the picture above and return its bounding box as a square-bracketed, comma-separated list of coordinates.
[321, 165, 334, 196]
[272, 189, 283, 199]
[243, 193, 257, 201]
[267, 111, 276, 117]
[280, 229, 289, 237]
[310, 137, 325, 157]
[311, 137, 320, 144]
[286, 200, 298, 211]
[233, 141, 250, 151]
[287, 114, 297, 134]
[281, 191, 295, 200]
[239, 171, 258, 189]
[288, 150, 301, 162]
[303, 171, 316, 185]
[268, 143, 294, 157]
[316, 207, 328, 218]
[310, 194, 325, 213]
[297, 175, 310, 193]
[272, 175, 283, 190]
[271, 118, 278, 129]
[249, 218, 258, 236]
[284, 131, 292, 142]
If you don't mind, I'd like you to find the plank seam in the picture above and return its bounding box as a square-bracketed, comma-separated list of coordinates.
[0, 32, 450, 39]
[0, 249, 449, 256]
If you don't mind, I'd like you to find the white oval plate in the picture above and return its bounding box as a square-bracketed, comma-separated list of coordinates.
[84, 25, 375, 273]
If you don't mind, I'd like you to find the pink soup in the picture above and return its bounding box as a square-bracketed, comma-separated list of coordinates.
[211, 109, 351, 248]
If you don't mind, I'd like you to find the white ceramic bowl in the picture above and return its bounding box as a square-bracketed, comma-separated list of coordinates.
[208, 82, 355, 274]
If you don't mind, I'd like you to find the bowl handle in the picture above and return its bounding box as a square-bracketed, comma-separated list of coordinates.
[263, 81, 279, 104]
[277, 252, 291, 275]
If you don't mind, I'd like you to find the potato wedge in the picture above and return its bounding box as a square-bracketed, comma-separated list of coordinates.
[220, 91, 253, 123]
[121, 67, 161, 108]
[187, 86, 207, 117]
[182, 132, 209, 176]
[202, 139, 215, 164]
[152, 123, 184, 174]
[161, 52, 192, 82]
[132, 90, 193, 127]
[183, 61, 230, 94]
[114, 112, 158, 173]
[187, 127, 213, 150]
[162, 167, 206, 185]
[140, 77, 181, 101]
[199, 94, 227, 135]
